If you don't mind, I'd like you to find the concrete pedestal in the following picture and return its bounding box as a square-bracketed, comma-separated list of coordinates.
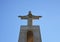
[18, 25, 42, 42]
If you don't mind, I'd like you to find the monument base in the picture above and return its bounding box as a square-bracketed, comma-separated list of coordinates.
[18, 25, 42, 42]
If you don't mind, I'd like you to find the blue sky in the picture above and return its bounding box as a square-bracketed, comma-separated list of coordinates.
[0, 0, 60, 42]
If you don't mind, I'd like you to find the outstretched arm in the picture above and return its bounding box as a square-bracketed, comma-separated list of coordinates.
[32, 16, 42, 19]
[18, 16, 28, 19]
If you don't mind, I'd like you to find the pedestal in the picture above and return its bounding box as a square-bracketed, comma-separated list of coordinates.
[18, 25, 42, 42]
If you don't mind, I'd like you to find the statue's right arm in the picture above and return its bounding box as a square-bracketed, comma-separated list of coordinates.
[18, 16, 28, 19]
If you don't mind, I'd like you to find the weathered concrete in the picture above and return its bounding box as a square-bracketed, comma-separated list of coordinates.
[18, 11, 42, 42]
[18, 25, 42, 42]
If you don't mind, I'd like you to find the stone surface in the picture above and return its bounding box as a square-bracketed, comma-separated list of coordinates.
[18, 11, 42, 42]
[18, 11, 42, 26]
[18, 25, 42, 42]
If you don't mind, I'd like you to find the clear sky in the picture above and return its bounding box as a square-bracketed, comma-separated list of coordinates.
[0, 0, 60, 42]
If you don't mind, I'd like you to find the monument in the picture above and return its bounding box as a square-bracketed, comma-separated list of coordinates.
[18, 11, 42, 42]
